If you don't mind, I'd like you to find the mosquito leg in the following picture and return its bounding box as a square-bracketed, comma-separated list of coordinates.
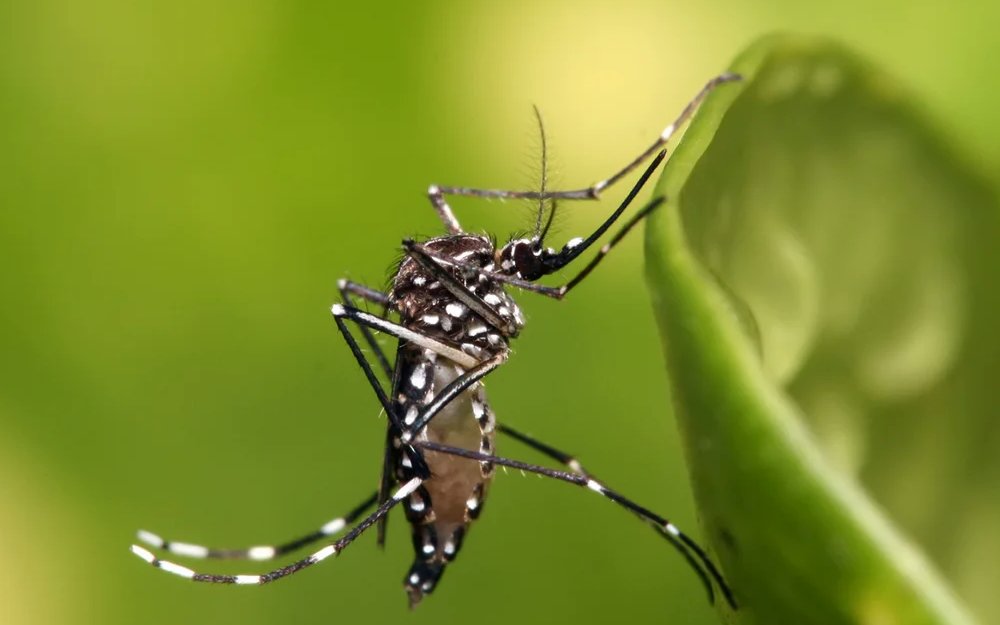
[333, 300, 479, 539]
[411, 441, 738, 610]
[332, 304, 478, 369]
[333, 292, 396, 549]
[130, 478, 423, 585]
[332, 307, 432, 484]
[497, 424, 589, 476]
[136, 492, 377, 562]
[338, 279, 390, 307]
[332, 299, 472, 483]
[336, 279, 395, 549]
[376, 424, 396, 548]
[338, 279, 393, 378]
[333, 280, 413, 546]
[496, 422, 727, 602]
[427, 185, 463, 235]
[431, 73, 740, 204]
[332, 310, 398, 427]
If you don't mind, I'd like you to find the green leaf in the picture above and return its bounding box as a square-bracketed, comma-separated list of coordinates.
[646, 34, 997, 625]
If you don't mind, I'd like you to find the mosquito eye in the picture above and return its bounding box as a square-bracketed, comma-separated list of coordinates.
[512, 243, 543, 280]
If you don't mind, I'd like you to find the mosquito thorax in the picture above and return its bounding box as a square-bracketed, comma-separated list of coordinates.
[391, 234, 526, 348]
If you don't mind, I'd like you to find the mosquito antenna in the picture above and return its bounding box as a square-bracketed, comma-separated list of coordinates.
[531, 104, 548, 241]
[539, 198, 557, 243]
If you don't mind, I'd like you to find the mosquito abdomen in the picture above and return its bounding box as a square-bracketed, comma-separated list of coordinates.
[394, 349, 497, 606]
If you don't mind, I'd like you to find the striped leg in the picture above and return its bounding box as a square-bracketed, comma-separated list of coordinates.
[135, 492, 377, 562]
[426, 74, 740, 212]
[498, 423, 720, 602]
[330, 297, 420, 547]
[411, 441, 738, 610]
[130, 479, 422, 585]
[332, 302, 478, 449]
[332, 304, 478, 369]
[332, 302, 504, 483]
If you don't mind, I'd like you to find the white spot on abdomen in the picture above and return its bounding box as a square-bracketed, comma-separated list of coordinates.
[405, 405, 419, 425]
[410, 366, 427, 390]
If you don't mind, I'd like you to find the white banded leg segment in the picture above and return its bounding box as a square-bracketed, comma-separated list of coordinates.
[134, 492, 378, 563]
[130, 481, 418, 585]
[160, 561, 196, 579]
[130, 545, 195, 579]
[247, 546, 277, 560]
[331, 304, 478, 369]
[166, 541, 209, 559]
[136, 529, 164, 549]
[135, 534, 285, 562]
[131, 544, 156, 564]
[392, 477, 422, 501]
[427, 184, 463, 234]
[310, 545, 337, 562]
[136, 532, 209, 559]
[136, 530, 269, 561]
[321, 518, 346, 536]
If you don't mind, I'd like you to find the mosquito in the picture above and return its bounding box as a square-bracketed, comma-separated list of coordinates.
[131, 73, 741, 610]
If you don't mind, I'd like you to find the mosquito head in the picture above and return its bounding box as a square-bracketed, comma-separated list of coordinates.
[496, 235, 580, 282]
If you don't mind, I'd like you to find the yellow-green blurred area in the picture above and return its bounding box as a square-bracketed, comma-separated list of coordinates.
[1, 2, 997, 625]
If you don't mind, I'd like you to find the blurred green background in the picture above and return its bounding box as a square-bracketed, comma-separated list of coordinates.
[1, 2, 997, 625]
